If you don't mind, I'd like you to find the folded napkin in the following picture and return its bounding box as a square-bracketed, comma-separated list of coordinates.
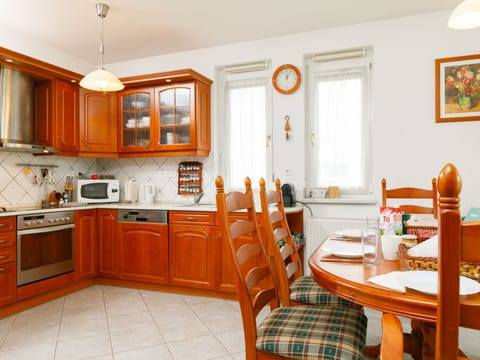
[368, 270, 480, 295]
[407, 235, 438, 257]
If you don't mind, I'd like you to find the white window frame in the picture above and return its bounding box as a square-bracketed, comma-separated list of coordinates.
[215, 61, 273, 190]
[305, 48, 373, 195]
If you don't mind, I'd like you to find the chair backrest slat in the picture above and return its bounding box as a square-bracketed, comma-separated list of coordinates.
[259, 177, 303, 306]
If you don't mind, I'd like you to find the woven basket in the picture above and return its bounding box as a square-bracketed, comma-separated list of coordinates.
[398, 243, 480, 281]
[405, 225, 438, 242]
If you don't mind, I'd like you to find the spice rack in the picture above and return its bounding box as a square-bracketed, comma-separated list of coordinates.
[178, 161, 202, 194]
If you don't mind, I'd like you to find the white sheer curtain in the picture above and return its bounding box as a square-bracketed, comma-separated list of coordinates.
[313, 67, 367, 189]
[226, 80, 267, 189]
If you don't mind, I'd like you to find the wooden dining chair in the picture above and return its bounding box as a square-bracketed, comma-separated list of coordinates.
[381, 177, 438, 218]
[258, 177, 359, 309]
[215, 176, 368, 360]
[380, 163, 480, 359]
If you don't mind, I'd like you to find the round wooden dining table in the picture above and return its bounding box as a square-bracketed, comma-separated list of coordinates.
[308, 237, 480, 360]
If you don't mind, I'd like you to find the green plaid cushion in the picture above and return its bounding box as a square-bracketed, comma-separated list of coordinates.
[257, 305, 367, 360]
[290, 276, 360, 309]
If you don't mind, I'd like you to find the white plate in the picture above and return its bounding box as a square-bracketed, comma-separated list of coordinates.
[334, 229, 362, 239]
[399, 271, 480, 295]
[322, 243, 364, 258]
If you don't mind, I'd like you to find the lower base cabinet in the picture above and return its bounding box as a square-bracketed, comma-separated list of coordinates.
[75, 209, 97, 281]
[169, 211, 218, 290]
[0, 262, 16, 307]
[117, 222, 169, 284]
[97, 209, 118, 278]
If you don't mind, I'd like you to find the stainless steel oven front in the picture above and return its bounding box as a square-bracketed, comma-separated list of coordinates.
[17, 211, 75, 286]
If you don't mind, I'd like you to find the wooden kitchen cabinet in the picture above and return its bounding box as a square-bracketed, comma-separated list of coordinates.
[54, 79, 79, 153]
[118, 88, 155, 151]
[0, 216, 16, 307]
[75, 209, 97, 281]
[79, 89, 117, 155]
[119, 69, 212, 157]
[97, 209, 118, 278]
[169, 211, 218, 290]
[34, 80, 54, 147]
[117, 222, 169, 284]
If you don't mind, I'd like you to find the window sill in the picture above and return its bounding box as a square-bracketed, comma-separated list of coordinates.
[301, 196, 377, 205]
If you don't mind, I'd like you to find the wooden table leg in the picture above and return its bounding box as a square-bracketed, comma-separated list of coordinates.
[421, 321, 436, 360]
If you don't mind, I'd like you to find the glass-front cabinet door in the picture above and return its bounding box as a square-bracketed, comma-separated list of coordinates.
[156, 84, 194, 148]
[119, 88, 154, 151]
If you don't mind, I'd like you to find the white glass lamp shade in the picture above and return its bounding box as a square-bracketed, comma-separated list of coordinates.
[80, 68, 124, 92]
[448, 0, 480, 29]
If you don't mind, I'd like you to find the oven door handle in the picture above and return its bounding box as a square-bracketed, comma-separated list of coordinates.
[17, 223, 74, 235]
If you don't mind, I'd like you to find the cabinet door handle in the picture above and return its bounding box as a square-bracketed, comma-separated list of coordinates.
[0, 256, 6, 259]
[0, 240, 6, 244]
[0, 268, 7, 272]
[0, 223, 8, 228]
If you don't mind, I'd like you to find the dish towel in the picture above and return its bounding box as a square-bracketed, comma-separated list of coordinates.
[368, 270, 480, 295]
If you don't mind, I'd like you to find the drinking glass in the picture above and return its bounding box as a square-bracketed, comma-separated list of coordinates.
[361, 217, 380, 265]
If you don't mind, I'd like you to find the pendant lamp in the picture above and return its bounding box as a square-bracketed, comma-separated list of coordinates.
[448, 0, 480, 29]
[80, 3, 124, 92]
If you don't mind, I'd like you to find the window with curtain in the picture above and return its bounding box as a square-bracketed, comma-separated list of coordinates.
[216, 62, 272, 189]
[305, 48, 372, 194]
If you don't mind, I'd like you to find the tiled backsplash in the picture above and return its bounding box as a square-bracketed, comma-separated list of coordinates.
[96, 156, 215, 204]
[0, 151, 215, 208]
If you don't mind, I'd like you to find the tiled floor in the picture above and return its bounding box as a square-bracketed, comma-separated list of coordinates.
[0, 285, 477, 360]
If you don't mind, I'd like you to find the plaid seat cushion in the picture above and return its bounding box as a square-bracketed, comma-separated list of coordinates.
[257, 305, 367, 360]
[290, 276, 360, 309]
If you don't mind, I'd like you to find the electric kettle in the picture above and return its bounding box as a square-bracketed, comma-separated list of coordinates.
[124, 178, 138, 203]
[139, 183, 155, 204]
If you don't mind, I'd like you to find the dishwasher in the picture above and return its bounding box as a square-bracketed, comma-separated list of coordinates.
[117, 210, 169, 284]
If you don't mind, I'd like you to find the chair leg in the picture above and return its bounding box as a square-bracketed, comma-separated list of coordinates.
[365, 344, 381, 357]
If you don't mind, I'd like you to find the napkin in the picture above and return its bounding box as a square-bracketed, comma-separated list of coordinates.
[407, 235, 438, 257]
[368, 271, 406, 292]
[368, 270, 480, 295]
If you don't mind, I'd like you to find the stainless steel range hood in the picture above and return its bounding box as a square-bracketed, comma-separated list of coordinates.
[0, 66, 57, 154]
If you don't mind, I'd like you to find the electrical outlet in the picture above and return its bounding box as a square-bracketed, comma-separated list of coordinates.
[304, 187, 326, 199]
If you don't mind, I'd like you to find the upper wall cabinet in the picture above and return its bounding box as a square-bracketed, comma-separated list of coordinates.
[79, 89, 118, 156]
[54, 79, 79, 153]
[119, 69, 212, 157]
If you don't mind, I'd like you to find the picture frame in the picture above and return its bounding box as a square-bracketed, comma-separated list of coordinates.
[435, 54, 480, 123]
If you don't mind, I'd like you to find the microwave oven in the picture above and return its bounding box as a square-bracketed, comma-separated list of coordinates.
[75, 179, 120, 203]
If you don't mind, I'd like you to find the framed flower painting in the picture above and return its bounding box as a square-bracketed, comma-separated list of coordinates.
[436, 54, 480, 123]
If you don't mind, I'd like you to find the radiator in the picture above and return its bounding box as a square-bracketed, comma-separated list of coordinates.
[304, 217, 363, 274]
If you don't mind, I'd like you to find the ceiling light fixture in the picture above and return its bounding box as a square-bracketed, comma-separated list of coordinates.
[448, 0, 480, 29]
[80, 3, 124, 92]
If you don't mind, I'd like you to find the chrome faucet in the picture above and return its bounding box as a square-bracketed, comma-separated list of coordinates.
[194, 192, 204, 205]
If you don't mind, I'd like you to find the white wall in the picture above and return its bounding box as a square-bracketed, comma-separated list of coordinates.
[2, 10, 480, 217]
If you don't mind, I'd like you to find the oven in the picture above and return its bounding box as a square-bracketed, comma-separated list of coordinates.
[17, 211, 75, 286]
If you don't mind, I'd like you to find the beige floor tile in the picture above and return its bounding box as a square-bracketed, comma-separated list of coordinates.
[63, 287, 105, 310]
[114, 344, 173, 360]
[0, 342, 55, 360]
[58, 317, 109, 341]
[11, 301, 63, 331]
[61, 302, 107, 322]
[232, 352, 246, 360]
[214, 329, 245, 354]
[0, 315, 15, 344]
[149, 303, 197, 325]
[167, 334, 228, 360]
[105, 298, 148, 316]
[156, 317, 210, 342]
[110, 325, 164, 353]
[141, 289, 184, 309]
[2, 324, 58, 350]
[107, 311, 155, 333]
[55, 333, 111, 360]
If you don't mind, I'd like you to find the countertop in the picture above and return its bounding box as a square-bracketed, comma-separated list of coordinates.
[0, 202, 304, 217]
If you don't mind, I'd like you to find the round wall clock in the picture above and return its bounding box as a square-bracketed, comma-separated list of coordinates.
[272, 64, 301, 94]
